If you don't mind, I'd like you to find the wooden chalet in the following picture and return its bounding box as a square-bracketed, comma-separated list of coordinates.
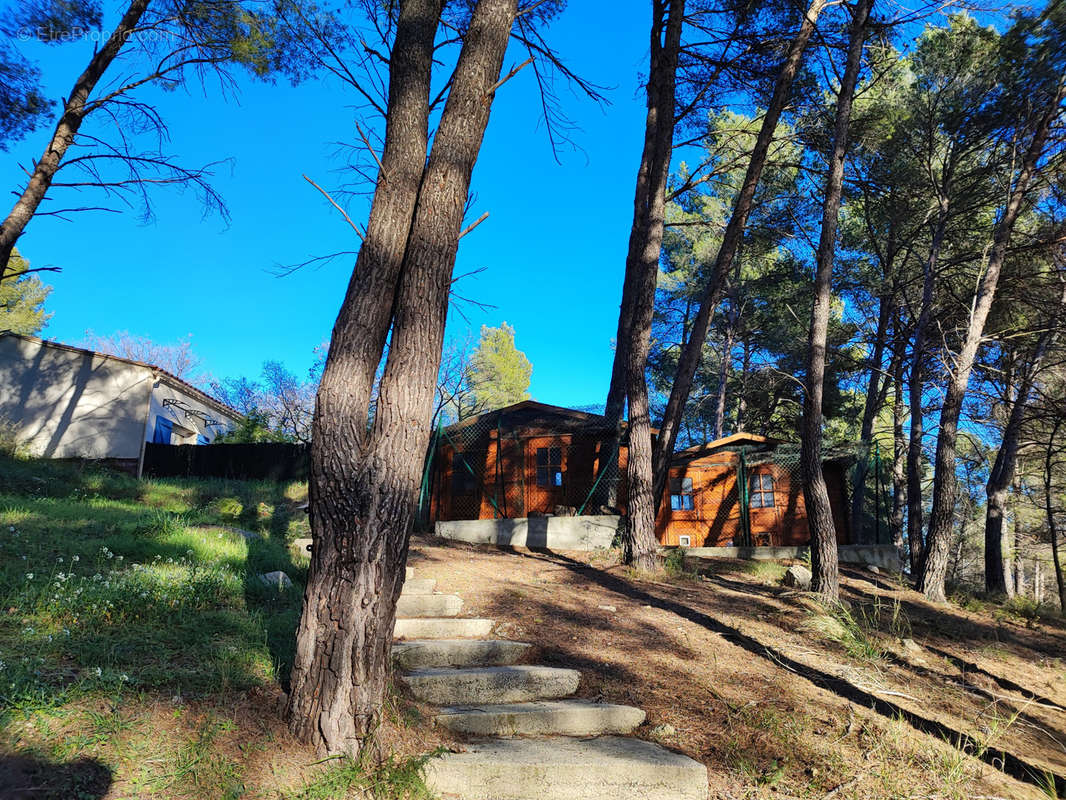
[658, 433, 851, 548]
[426, 401, 851, 548]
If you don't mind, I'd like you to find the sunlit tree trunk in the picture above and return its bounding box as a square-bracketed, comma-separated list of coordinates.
[650, 0, 828, 512]
[287, 0, 518, 755]
[604, 0, 684, 565]
[905, 197, 949, 575]
[800, 0, 872, 604]
[1044, 418, 1065, 611]
[920, 81, 1066, 601]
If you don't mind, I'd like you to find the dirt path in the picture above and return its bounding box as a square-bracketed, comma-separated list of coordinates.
[409, 537, 1066, 799]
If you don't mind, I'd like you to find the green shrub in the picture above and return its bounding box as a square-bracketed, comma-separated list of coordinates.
[664, 547, 687, 576]
[0, 417, 27, 459]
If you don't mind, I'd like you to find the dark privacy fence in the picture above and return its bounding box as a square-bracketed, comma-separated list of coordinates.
[143, 442, 310, 481]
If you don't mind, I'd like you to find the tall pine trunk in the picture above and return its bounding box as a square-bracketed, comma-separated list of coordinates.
[0, 0, 151, 279]
[984, 283, 1063, 594]
[920, 81, 1066, 602]
[891, 335, 907, 556]
[287, 0, 441, 756]
[712, 310, 737, 441]
[800, 0, 871, 604]
[649, 0, 828, 512]
[850, 290, 891, 540]
[604, 0, 685, 566]
[905, 198, 949, 575]
[287, 0, 518, 755]
[1045, 419, 1065, 612]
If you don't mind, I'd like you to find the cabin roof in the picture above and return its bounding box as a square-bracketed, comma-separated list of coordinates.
[441, 400, 622, 438]
[672, 432, 787, 463]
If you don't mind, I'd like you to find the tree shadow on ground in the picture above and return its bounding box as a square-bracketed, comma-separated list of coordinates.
[494, 548, 1066, 797]
[240, 482, 306, 692]
[0, 754, 111, 800]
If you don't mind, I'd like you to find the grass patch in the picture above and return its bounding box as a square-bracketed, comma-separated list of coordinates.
[0, 455, 375, 798]
[288, 749, 443, 800]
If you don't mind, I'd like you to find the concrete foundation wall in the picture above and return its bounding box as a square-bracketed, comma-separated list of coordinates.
[435, 516, 621, 551]
[682, 544, 902, 572]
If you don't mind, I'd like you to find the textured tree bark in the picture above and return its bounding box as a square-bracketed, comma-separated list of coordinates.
[891, 343, 907, 557]
[799, 0, 871, 604]
[598, 0, 684, 520]
[905, 200, 949, 576]
[0, 0, 151, 279]
[712, 305, 738, 441]
[1012, 475, 1024, 597]
[624, 0, 685, 568]
[650, 0, 827, 512]
[286, 0, 443, 756]
[919, 82, 1066, 602]
[850, 290, 891, 540]
[1045, 418, 1065, 612]
[984, 284, 1063, 595]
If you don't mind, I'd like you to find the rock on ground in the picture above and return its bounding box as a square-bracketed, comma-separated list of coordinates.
[783, 565, 812, 590]
[258, 571, 292, 590]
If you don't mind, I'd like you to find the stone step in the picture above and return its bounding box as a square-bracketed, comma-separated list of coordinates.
[392, 639, 531, 670]
[423, 736, 708, 800]
[394, 618, 494, 640]
[405, 566, 414, 580]
[400, 666, 579, 705]
[401, 577, 437, 595]
[436, 700, 646, 737]
[396, 593, 462, 618]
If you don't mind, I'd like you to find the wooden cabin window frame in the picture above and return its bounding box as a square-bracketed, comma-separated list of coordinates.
[669, 476, 695, 512]
[749, 472, 776, 509]
[452, 452, 479, 495]
[535, 446, 564, 488]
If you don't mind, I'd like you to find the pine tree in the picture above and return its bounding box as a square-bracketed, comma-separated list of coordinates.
[468, 322, 533, 411]
[0, 249, 52, 335]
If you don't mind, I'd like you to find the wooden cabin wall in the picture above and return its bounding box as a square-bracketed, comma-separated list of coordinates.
[824, 462, 850, 544]
[655, 463, 743, 547]
[655, 454, 852, 548]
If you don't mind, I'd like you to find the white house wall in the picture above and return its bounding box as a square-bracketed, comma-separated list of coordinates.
[0, 335, 153, 460]
[146, 378, 238, 444]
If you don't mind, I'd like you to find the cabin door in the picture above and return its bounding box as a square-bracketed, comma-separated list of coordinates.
[525, 436, 568, 515]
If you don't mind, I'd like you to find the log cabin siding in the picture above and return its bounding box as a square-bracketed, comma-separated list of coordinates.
[428, 402, 851, 547]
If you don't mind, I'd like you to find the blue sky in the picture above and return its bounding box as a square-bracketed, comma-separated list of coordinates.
[5, 2, 651, 407]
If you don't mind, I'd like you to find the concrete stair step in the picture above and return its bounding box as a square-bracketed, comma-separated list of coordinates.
[423, 736, 708, 800]
[435, 700, 645, 737]
[401, 578, 437, 595]
[392, 639, 531, 670]
[396, 593, 462, 618]
[405, 566, 414, 580]
[394, 618, 494, 640]
[400, 665, 580, 705]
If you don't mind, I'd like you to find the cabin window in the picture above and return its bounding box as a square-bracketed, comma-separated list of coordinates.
[678, 535, 692, 547]
[669, 476, 695, 511]
[749, 472, 776, 508]
[452, 452, 478, 494]
[535, 447, 563, 487]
